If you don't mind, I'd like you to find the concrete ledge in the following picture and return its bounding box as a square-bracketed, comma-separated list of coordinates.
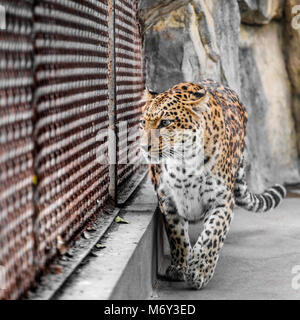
[28, 205, 122, 300]
[53, 177, 158, 300]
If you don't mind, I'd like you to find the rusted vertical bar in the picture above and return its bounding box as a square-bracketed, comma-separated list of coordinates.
[108, 0, 117, 204]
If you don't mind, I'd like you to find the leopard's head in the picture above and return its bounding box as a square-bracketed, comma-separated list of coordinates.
[139, 82, 210, 163]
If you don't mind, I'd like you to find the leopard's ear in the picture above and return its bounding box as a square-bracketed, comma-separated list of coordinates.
[184, 90, 210, 117]
[142, 88, 158, 103]
[142, 88, 158, 112]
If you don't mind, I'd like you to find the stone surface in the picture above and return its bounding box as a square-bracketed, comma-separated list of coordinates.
[293, 96, 300, 157]
[142, 0, 241, 93]
[240, 23, 299, 189]
[138, 0, 193, 32]
[143, 6, 193, 92]
[284, 0, 300, 92]
[238, 0, 284, 24]
[284, 0, 300, 156]
[208, 0, 241, 94]
[138, 0, 300, 188]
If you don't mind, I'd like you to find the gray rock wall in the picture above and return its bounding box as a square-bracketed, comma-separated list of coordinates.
[138, 0, 300, 190]
[285, 0, 300, 163]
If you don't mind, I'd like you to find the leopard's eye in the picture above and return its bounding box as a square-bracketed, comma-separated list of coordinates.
[159, 120, 173, 128]
[140, 119, 146, 127]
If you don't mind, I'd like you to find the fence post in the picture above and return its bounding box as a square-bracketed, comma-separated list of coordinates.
[107, 0, 117, 204]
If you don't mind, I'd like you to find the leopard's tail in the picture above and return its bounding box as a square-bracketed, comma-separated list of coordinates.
[233, 165, 286, 212]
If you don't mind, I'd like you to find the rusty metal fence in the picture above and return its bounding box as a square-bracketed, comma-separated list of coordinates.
[115, 0, 143, 186]
[0, 0, 144, 300]
[0, 0, 35, 300]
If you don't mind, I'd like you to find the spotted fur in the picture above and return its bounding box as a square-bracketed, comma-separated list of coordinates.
[139, 79, 286, 289]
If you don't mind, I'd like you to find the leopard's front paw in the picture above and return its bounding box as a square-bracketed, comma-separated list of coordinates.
[185, 265, 205, 289]
[185, 257, 215, 290]
[165, 265, 186, 281]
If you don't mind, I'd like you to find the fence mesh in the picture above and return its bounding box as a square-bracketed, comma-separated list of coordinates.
[115, 0, 144, 186]
[34, 0, 110, 270]
[0, 0, 144, 299]
[0, 0, 35, 300]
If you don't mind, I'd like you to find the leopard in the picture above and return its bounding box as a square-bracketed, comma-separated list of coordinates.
[139, 79, 286, 290]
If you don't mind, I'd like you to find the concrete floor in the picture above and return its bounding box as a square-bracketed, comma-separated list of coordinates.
[152, 196, 300, 300]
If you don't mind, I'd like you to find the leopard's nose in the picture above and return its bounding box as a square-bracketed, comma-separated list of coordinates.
[140, 144, 151, 152]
